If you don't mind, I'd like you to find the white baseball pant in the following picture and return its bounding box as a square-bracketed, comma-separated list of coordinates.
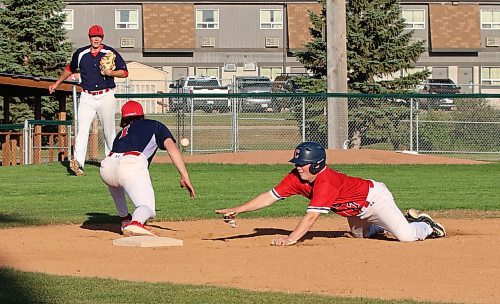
[74, 90, 117, 168]
[347, 181, 432, 241]
[100, 153, 156, 224]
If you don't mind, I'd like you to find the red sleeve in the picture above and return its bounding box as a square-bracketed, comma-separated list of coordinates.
[271, 171, 302, 199]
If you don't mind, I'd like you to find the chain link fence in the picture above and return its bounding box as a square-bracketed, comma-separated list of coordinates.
[112, 92, 500, 160]
[1, 92, 499, 165]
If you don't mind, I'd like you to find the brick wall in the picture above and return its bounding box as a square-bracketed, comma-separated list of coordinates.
[287, 3, 322, 49]
[143, 4, 195, 49]
[429, 4, 480, 50]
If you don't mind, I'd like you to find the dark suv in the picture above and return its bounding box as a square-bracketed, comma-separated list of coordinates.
[420, 79, 460, 110]
[272, 73, 310, 93]
[424, 79, 461, 94]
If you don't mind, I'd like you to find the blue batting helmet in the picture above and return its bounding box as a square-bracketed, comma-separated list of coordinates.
[289, 141, 326, 174]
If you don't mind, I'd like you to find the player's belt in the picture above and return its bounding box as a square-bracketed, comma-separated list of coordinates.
[108, 151, 141, 157]
[84, 88, 110, 95]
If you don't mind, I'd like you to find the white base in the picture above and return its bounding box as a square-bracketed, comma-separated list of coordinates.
[397, 150, 420, 155]
[112, 236, 183, 247]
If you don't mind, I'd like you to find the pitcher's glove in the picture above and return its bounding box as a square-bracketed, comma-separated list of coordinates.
[99, 52, 116, 75]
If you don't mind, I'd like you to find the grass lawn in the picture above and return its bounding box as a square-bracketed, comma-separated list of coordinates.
[0, 268, 448, 304]
[0, 162, 498, 227]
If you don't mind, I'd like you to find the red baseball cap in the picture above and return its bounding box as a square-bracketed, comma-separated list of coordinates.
[121, 100, 144, 117]
[88, 25, 104, 38]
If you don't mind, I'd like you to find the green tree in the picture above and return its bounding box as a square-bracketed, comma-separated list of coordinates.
[0, 0, 72, 123]
[293, 0, 430, 149]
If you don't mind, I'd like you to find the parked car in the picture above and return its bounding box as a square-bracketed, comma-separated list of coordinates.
[420, 78, 461, 110]
[272, 73, 311, 112]
[272, 73, 310, 93]
[235, 76, 274, 112]
[169, 76, 230, 112]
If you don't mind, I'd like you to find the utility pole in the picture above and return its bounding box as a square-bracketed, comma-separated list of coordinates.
[326, 0, 348, 149]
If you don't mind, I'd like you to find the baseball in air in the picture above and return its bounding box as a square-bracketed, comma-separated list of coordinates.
[180, 138, 190, 147]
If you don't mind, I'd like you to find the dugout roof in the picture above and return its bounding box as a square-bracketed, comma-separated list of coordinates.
[0, 73, 81, 123]
[0, 73, 80, 97]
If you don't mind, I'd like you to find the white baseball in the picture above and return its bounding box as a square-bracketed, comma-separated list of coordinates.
[180, 138, 190, 147]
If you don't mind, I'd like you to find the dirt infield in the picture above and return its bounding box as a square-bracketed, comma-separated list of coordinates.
[0, 150, 498, 304]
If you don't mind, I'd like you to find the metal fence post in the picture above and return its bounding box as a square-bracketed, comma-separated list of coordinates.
[415, 100, 420, 153]
[232, 75, 238, 153]
[302, 97, 306, 142]
[23, 119, 29, 165]
[189, 97, 194, 155]
[409, 98, 414, 151]
[67, 125, 72, 161]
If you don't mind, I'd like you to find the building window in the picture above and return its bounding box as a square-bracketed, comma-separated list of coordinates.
[196, 67, 219, 78]
[402, 9, 425, 29]
[62, 9, 73, 30]
[196, 9, 219, 29]
[481, 10, 500, 29]
[481, 67, 500, 85]
[260, 9, 283, 29]
[115, 9, 139, 29]
[260, 67, 282, 80]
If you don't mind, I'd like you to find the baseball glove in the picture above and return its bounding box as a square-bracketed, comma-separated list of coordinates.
[99, 52, 116, 75]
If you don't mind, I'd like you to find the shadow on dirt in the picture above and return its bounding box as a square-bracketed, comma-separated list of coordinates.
[207, 227, 350, 242]
[80, 212, 177, 235]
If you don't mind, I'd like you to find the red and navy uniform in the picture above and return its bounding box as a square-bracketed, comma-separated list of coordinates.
[271, 166, 372, 217]
[66, 45, 128, 91]
[111, 119, 175, 165]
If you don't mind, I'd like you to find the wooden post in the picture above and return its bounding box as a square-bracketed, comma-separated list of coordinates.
[20, 133, 24, 165]
[3, 97, 10, 124]
[48, 135, 54, 162]
[33, 96, 42, 163]
[33, 125, 41, 164]
[10, 139, 17, 165]
[2, 132, 10, 166]
[58, 111, 67, 161]
[327, 0, 349, 149]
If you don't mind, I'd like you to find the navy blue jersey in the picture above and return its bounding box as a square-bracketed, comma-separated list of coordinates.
[68, 45, 127, 91]
[111, 119, 176, 164]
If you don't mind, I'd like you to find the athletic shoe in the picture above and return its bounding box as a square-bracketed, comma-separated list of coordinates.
[122, 221, 157, 237]
[404, 208, 421, 223]
[69, 159, 84, 176]
[120, 213, 132, 232]
[417, 213, 446, 238]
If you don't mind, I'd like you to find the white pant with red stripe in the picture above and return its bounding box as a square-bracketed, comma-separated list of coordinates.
[347, 181, 432, 241]
[74, 90, 116, 168]
[99, 153, 156, 224]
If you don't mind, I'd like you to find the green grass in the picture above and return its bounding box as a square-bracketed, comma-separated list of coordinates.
[0, 268, 448, 304]
[0, 162, 499, 227]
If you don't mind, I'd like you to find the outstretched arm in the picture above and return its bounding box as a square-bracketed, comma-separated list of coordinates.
[215, 191, 278, 217]
[271, 211, 321, 246]
[49, 68, 72, 94]
[164, 138, 195, 197]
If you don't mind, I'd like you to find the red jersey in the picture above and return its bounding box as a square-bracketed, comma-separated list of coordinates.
[271, 166, 373, 217]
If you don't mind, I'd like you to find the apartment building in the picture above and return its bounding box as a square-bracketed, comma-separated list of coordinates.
[63, 0, 500, 93]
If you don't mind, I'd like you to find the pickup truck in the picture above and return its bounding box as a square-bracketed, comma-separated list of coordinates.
[169, 76, 230, 112]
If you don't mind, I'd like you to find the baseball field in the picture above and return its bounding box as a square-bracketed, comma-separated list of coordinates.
[0, 150, 499, 304]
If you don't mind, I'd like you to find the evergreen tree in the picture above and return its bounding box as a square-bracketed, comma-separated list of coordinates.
[0, 0, 72, 123]
[293, 0, 429, 149]
[295, 0, 429, 93]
